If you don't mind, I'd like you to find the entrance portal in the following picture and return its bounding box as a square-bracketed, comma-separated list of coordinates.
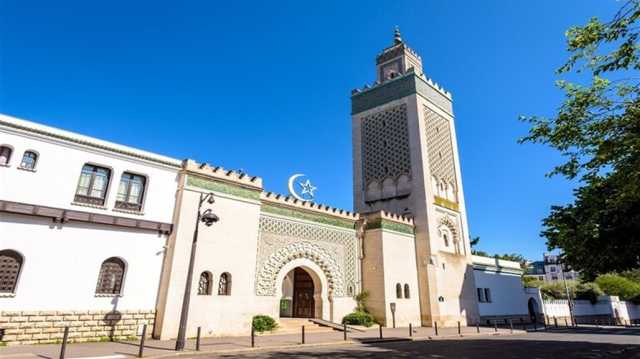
[293, 268, 315, 318]
[280, 266, 320, 318]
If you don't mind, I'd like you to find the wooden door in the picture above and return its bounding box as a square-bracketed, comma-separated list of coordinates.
[292, 268, 315, 318]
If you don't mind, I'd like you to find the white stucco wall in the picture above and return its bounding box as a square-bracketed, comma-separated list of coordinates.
[0, 116, 179, 224]
[0, 213, 167, 311]
[380, 229, 421, 327]
[0, 114, 179, 314]
[155, 186, 264, 339]
[472, 256, 528, 318]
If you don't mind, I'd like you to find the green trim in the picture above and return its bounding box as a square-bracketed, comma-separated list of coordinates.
[186, 175, 261, 200]
[261, 204, 355, 230]
[351, 73, 452, 115]
[366, 219, 414, 235]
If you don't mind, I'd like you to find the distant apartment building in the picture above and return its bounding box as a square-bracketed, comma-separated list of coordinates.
[525, 253, 580, 282]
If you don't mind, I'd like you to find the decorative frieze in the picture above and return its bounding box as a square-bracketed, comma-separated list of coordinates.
[255, 215, 359, 298]
[0, 310, 155, 346]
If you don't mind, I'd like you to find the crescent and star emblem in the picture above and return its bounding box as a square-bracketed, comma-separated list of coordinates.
[287, 173, 317, 201]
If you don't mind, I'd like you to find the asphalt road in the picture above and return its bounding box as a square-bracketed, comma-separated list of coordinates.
[190, 328, 640, 359]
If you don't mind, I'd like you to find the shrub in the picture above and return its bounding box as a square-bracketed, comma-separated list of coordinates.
[252, 315, 277, 332]
[595, 274, 640, 301]
[575, 282, 603, 304]
[523, 277, 543, 288]
[539, 280, 578, 300]
[355, 290, 370, 313]
[342, 311, 375, 327]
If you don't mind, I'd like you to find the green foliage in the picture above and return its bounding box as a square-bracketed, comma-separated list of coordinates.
[354, 290, 370, 313]
[520, 0, 640, 279]
[539, 281, 577, 300]
[595, 273, 640, 300]
[252, 315, 278, 333]
[342, 311, 375, 327]
[575, 282, 604, 304]
[523, 276, 544, 288]
[620, 269, 640, 283]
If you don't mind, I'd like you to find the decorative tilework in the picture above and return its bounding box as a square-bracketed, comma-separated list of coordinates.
[186, 175, 261, 200]
[255, 215, 359, 298]
[424, 106, 457, 187]
[261, 204, 355, 229]
[365, 219, 414, 235]
[361, 104, 411, 186]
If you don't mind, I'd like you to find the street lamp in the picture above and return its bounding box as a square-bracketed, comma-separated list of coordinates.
[559, 257, 575, 325]
[175, 192, 218, 351]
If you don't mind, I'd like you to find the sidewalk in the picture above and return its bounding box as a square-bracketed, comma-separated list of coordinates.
[0, 326, 520, 359]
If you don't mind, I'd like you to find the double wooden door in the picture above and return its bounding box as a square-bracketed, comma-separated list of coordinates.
[292, 268, 315, 318]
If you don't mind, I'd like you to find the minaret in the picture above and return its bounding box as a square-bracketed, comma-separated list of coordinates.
[351, 29, 479, 326]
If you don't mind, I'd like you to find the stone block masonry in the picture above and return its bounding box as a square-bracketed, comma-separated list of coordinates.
[0, 310, 155, 346]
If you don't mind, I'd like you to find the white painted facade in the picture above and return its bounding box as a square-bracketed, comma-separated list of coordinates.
[471, 255, 528, 319]
[0, 114, 179, 315]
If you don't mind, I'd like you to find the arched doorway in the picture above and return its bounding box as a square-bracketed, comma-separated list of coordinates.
[528, 298, 539, 323]
[281, 267, 316, 318]
[292, 268, 315, 318]
[278, 262, 327, 319]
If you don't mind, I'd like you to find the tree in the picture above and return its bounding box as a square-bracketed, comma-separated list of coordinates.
[520, 0, 640, 280]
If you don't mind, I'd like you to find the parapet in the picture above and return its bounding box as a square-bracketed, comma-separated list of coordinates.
[261, 191, 359, 221]
[182, 159, 263, 190]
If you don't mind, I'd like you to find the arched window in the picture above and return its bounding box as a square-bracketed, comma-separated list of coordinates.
[95, 257, 125, 295]
[20, 151, 38, 170]
[442, 231, 450, 247]
[198, 271, 212, 295]
[0, 146, 12, 166]
[0, 250, 23, 293]
[396, 283, 402, 299]
[218, 272, 231, 295]
[404, 284, 411, 299]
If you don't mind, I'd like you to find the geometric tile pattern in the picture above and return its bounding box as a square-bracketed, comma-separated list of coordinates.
[361, 104, 411, 186]
[424, 106, 457, 187]
[255, 215, 359, 297]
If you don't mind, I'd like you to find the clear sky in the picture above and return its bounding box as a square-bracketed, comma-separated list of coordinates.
[0, 1, 620, 260]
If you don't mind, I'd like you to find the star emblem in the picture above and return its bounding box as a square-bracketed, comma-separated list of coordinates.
[299, 179, 317, 199]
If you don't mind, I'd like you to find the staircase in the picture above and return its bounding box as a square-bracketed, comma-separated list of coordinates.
[270, 318, 337, 335]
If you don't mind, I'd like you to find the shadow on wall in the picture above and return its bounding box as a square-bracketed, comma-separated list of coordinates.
[104, 296, 122, 341]
[459, 264, 479, 325]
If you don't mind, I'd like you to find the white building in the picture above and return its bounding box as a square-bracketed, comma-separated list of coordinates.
[0, 114, 180, 344]
[524, 253, 580, 283]
[0, 30, 532, 345]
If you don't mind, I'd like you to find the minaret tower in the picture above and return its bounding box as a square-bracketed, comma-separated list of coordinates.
[351, 29, 479, 326]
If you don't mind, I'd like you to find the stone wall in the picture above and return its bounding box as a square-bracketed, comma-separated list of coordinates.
[0, 310, 155, 346]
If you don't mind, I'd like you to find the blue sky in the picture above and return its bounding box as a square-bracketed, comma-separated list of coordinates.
[0, 1, 619, 260]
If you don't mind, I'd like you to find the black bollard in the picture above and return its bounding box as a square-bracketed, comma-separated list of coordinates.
[379, 324, 383, 339]
[519, 317, 524, 330]
[138, 324, 147, 357]
[494, 320, 498, 332]
[476, 322, 480, 333]
[195, 326, 200, 351]
[59, 326, 69, 359]
[251, 326, 255, 348]
[564, 318, 568, 327]
[434, 321, 438, 336]
[343, 323, 347, 341]
[533, 320, 537, 331]
[457, 321, 461, 335]
[554, 317, 558, 328]
[509, 319, 513, 334]
[302, 325, 305, 344]
[409, 323, 413, 337]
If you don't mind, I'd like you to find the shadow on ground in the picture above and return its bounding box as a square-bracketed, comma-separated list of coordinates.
[214, 337, 640, 359]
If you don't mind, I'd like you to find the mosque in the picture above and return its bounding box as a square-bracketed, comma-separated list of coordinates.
[0, 30, 530, 345]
